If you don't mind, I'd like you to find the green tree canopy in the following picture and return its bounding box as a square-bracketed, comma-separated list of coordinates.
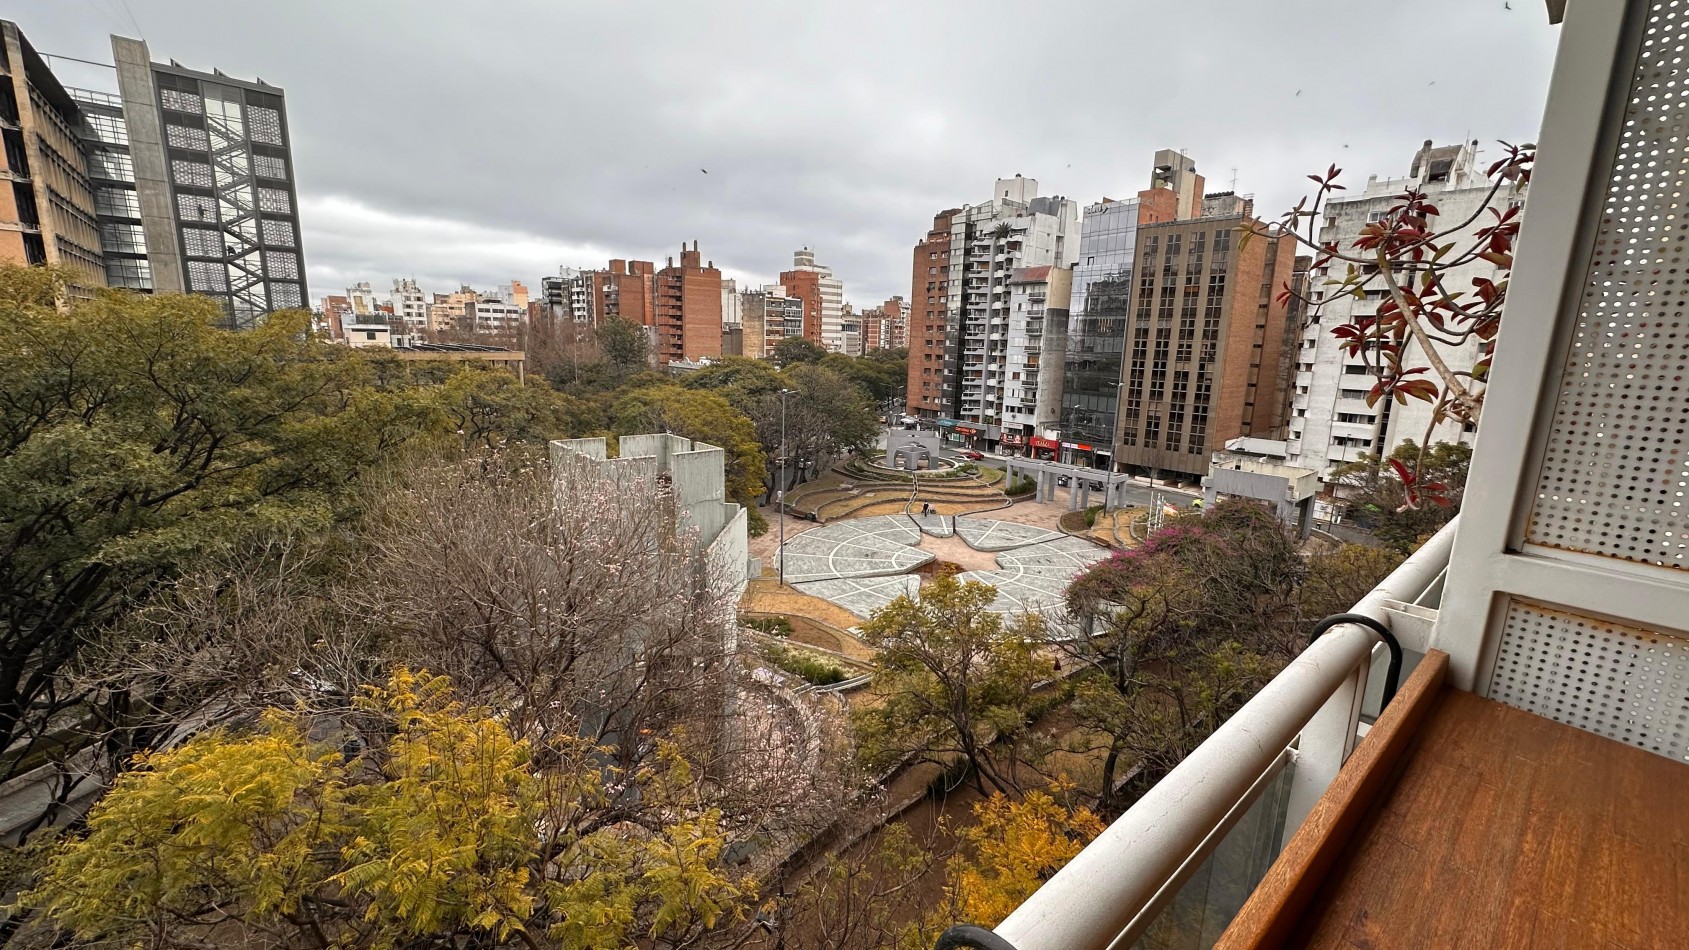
[853, 576, 1052, 796]
[770, 337, 826, 366]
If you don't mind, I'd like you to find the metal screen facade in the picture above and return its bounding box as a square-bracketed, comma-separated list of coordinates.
[1525, 0, 1689, 572]
[1491, 599, 1689, 762]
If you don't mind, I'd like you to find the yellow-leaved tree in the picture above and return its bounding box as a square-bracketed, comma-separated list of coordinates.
[24, 669, 753, 948]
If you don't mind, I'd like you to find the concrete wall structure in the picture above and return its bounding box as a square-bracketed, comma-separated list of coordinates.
[550, 433, 750, 605]
[1202, 445, 1320, 537]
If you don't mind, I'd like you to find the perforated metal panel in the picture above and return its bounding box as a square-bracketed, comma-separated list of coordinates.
[1526, 0, 1689, 571]
[1491, 599, 1689, 762]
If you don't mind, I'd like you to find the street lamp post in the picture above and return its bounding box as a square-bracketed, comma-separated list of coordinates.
[777, 388, 795, 586]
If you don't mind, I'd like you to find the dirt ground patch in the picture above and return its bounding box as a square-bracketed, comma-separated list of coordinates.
[741, 578, 865, 632]
[743, 613, 876, 663]
[914, 533, 1002, 573]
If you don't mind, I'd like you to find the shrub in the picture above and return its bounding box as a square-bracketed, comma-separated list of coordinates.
[765, 643, 847, 686]
[742, 616, 794, 637]
[1084, 505, 1105, 528]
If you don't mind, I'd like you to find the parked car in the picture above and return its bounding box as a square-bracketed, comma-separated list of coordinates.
[961, 450, 984, 461]
[1090, 480, 1106, 491]
[1056, 474, 1071, 487]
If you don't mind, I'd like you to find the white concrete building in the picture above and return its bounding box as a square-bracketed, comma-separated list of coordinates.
[466, 292, 524, 333]
[391, 278, 427, 334]
[1286, 140, 1521, 475]
[347, 281, 381, 316]
[949, 176, 1080, 435]
[720, 278, 741, 330]
[1003, 265, 1072, 444]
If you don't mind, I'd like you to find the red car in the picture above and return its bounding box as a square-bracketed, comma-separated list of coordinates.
[961, 450, 984, 461]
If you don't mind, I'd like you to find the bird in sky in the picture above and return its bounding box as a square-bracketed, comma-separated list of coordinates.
[700, 168, 709, 174]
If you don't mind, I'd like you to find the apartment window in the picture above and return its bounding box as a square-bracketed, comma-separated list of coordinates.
[257, 188, 292, 213]
[160, 87, 203, 114]
[1213, 228, 1232, 254]
[263, 250, 299, 279]
[172, 159, 214, 187]
[187, 260, 227, 292]
[249, 106, 284, 146]
[253, 154, 288, 179]
[178, 193, 218, 223]
[181, 227, 223, 257]
[260, 218, 295, 246]
[1344, 364, 1373, 376]
[1336, 412, 1376, 424]
[99, 222, 146, 254]
[166, 124, 210, 151]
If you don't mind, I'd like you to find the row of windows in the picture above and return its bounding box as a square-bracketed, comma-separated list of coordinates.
[104, 256, 151, 289]
[87, 148, 133, 182]
[84, 112, 128, 146]
[95, 187, 140, 218]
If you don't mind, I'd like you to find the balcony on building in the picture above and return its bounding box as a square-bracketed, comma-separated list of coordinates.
[937, 4, 1689, 949]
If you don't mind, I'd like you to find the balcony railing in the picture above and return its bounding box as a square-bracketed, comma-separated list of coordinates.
[945, 519, 1458, 950]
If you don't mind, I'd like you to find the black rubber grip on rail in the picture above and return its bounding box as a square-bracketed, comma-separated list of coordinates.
[1309, 612, 1403, 711]
[935, 924, 1022, 950]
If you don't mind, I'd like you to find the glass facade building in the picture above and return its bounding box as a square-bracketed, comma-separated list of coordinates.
[106, 35, 307, 329]
[1060, 197, 1143, 463]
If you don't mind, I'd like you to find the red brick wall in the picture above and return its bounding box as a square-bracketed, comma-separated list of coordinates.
[906, 210, 957, 416]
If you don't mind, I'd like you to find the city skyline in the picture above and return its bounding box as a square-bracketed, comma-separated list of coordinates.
[11, 0, 1557, 306]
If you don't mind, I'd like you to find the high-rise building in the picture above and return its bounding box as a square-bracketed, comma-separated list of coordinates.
[999, 266, 1073, 454]
[1059, 151, 1202, 462]
[906, 176, 1079, 445]
[1285, 141, 1512, 474]
[467, 290, 523, 334]
[592, 259, 656, 327]
[1111, 195, 1297, 481]
[428, 285, 479, 334]
[741, 285, 805, 359]
[347, 281, 379, 316]
[652, 241, 722, 364]
[498, 280, 528, 310]
[861, 296, 906, 353]
[0, 21, 106, 297]
[779, 248, 844, 350]
[391, 277, 427, 334]
[907, 209, 960, 418]
[102, 35, 307, 328]
[541, 267, 593, 324]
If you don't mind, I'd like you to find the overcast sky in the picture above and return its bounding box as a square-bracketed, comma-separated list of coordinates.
[18, 0, 1560, 306]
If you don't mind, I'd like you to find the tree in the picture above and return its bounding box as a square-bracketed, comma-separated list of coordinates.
[597, 314, 650, 372]
[749, 363, 878, 494]
[1061, 500, 1303, 810]
[819, 351, 904, 403]
[770, 337, 826, 367]
[1262, 144, 1532, 484]
[1330, 439, 1471, 551]
[25, 669, 755, 949]
[853, 577, 1053, 796]
[681, 356, 786, 404]
[0, 269, 439, 810]
[427, 364, 602, 450]
[781, 823, 952, 950]
[609, 384, 770, 535]
[939, 791, 1104, 929]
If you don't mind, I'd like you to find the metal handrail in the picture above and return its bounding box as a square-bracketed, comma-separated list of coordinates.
[960, 518, 1457, 950]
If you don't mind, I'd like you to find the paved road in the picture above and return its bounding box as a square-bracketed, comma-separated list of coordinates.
[935, 447, 1201, 510]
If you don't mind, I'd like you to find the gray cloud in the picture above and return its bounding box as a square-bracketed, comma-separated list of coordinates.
[14, 0, 1560, 305]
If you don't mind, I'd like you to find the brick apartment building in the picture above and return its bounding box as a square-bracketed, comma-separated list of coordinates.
[652, 241, 722, 364]
[861, 295, 907, 352]
[591, 259, 655, 327]
[907, 209, 960, 417]
[1113, 194, 1296, 481]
